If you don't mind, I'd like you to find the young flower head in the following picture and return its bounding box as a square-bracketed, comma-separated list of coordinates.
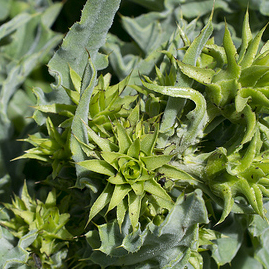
[78, 104, 174, 230]
[14, 117, 72, 179]
[1, 182, 72, 268]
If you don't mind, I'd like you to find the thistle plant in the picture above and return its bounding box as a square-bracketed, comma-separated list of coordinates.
[177, 10, 269, 223]
[4, 1, 269, 268]
[142, 10, 269, 223]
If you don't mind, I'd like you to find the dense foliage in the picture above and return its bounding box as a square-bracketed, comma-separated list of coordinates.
[2, 0, 269, 268]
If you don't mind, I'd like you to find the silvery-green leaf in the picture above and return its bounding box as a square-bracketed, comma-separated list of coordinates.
[88, 190, 208, 268]
[209, 214, 247, 267]
[0, 229, 37, 269]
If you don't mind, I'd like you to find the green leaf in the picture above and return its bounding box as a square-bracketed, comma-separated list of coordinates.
[183, 9, 213, 66]
[128, 191, 142, 230]
[117, 198, 128, 232]
[238, 9, 252, 63]
[176, 60, 215, 85]
[69, 64, 82, 92]
[88, 190, 208, 268]
[158, 164, 200, 183]
[48, 0, 121, 92]
[85, 123, 119, 152]
[0, 227, 37, 269]
[101, 152, 125, 170]
[141, 155, 172, 171]
[240, 23, 268, 69]
[115, 122, 132, 154]
[140, 128, 158, 156]
[41, 2, 63, 28]
[46, 0, 120, 190]
[0, 13, 32, 41]
[0, 0, 10, 21]
[107, 173, 126, 185]
[88, 183, 114, 225]
[20, 181, 35, 211]
[144, 178, 173, 202]
[107, 185, 131, 213]
[127, 138, 140, 159]
[209, 214, 247, 267]
[78, 159, 115, 176]
[157, 12, 213, 146]
[131, 181, 144, 196]
[229, 129, 260, 174]
[143, 81, 207, 152]
[213, 23, 240, 82]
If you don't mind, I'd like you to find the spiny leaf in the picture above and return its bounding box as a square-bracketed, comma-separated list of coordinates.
[176, 60, 215, 85]
[127, 138, 140, 159]
[131, 181, 144, 196]
[140, 127, 158, 156]
[69, 64, 82, 92]
[142, 81, 207, 152]
[141, 155, 173, 171]
[87, 183, 114, 226]
[158, 164, 200, 183]
[240, 23, 268, 69]
[117, 199, 128, 232]
[183, 9, 214, 65]
[115, 122, 132, 154]
[128, 191, 142, 230]
[84, 121, 119, 152]
[106, 173, 126, 185]
[238, 9, 252, 62]
[107, 185, 131, 214]
[144, 178, 173, 203]
[213, 23, 240, 82]
[77, 159, 115, 176]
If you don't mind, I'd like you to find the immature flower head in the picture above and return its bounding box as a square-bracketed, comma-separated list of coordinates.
[1, 182, 72, 268]
[15, 117, 72, 179]
[78, 104, 174, 230]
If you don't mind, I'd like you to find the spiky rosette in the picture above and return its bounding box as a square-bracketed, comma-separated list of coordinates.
[14, 117, 72, 179]
[0, 182, 72, 268]
[34, 65, 137, 130]
[77, 103, 175, 230]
